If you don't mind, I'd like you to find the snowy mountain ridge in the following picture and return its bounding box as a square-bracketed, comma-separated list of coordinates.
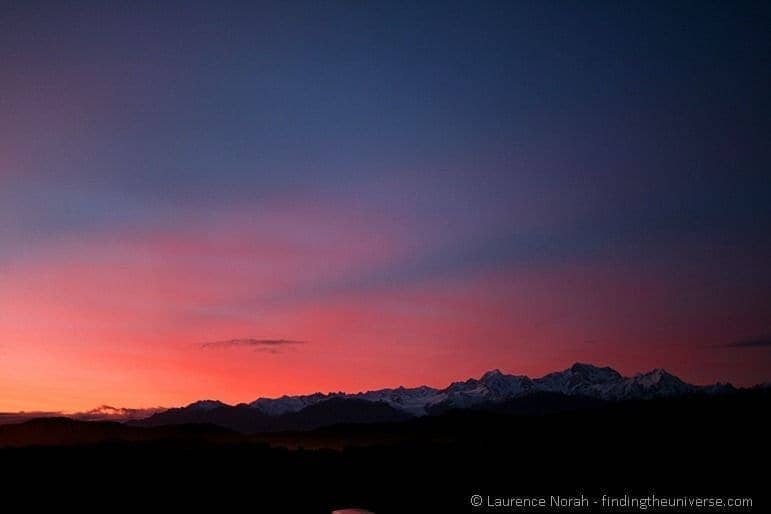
[236, 363, 734, 416]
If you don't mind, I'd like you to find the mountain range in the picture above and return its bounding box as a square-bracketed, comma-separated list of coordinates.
[133, 363, 736, 432]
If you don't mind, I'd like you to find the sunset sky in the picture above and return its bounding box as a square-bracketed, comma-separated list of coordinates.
[1, 1, 770, 412]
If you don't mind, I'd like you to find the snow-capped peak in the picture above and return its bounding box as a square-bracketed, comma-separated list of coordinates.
[568, 362, 624, 381]
[250, 393, 341, 416]
[479, 369, 534, 396]
[621, 368, 695, 398]
[634, 368, 675, 382]
[182, 363, 738, 418]
[481, 369, 504, 380]
[534, 363, 624, 399]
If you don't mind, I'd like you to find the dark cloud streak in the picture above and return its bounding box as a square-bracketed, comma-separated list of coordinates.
[720, 336, 771, 349]
[200, 338, 307, 350]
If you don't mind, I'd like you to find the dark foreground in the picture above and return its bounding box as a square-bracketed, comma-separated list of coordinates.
[1, 391, 768, 513]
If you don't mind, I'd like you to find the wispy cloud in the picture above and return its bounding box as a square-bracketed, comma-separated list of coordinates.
[200, 338, 307, 352]
[73, 405, 166, 421]
[0, 406, 167, 425]
[720, 336, 771, 349]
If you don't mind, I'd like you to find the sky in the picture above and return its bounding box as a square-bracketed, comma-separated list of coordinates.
[1, 0, 770, 412]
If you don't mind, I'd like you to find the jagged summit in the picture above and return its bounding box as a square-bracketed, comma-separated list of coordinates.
[186, 400, 228, 411]
[481, 369, 504, 379]
[165, 364, 735, 419]
[569, 362, 621, 376]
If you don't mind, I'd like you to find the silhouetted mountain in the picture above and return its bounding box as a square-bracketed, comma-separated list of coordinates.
[185, 400, 229, 411]
[281, 397, 411, 429]
[149, 363, 743, 423]
[6, 363, 754, 436]
[1, 389, 769, 513]
[250, 392, 335, 415]
[135, 403, 271, 432]
[134, 397, 409, 433]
